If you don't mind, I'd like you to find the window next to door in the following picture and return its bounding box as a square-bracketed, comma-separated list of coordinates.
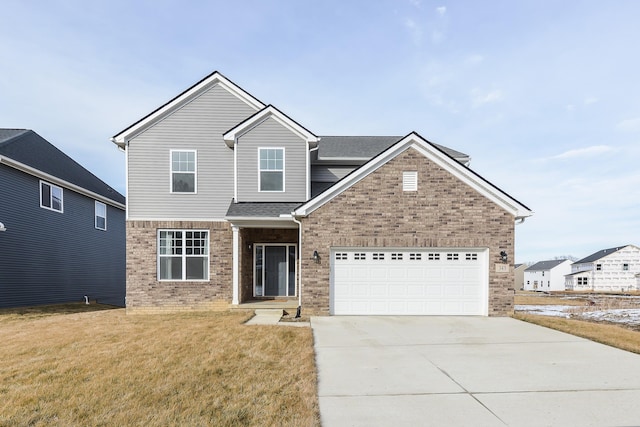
[158, 230, 209, 281]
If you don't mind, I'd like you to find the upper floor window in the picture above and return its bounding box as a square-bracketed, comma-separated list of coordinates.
[623, 263, 629, 271]
[596, 264, 602, 271]
[95, 201, 107, 231]
[259, 148, 284, 192]
[171, 150, 196, 193]
[40, 181, 63, 212]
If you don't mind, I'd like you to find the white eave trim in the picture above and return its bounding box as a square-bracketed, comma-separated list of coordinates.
[0, 155, 125, 210]
[112, 72, 265, 146]
[294, 132, 533, 219]
[226, 216, 299, 229]
[223, 105, 319, 148]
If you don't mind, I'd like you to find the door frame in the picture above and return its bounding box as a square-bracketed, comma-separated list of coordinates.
[253, 243, 297, 297]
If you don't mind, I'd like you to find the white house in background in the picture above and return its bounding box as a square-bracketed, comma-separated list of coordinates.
[524, 259, 572, 291]
[565, 245, 640, 292]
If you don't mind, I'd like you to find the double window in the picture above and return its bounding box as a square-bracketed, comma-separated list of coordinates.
[259, 148, 284, 191]
[95, 201, 107, 230]
[158, 230, 209, 281]
[40, 181, 63, 212]
[171, 150, 196, 193]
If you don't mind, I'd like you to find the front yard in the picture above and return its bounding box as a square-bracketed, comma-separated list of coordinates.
[0, 305, 319, 426]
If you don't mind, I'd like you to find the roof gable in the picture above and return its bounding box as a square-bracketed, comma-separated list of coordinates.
[0, 129, 125, 207]
[223, 104, 318, 148]
[294, 132, 532, 219]
[112, 71, 265, 147]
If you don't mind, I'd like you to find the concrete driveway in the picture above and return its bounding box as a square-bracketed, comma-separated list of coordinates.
[311, 316, 640, 427]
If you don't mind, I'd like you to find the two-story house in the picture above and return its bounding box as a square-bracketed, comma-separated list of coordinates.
[523, 259, 572, 292]
[565, 245, 640, 292]
[112, 71, 532, 316]
[0, 129, 126, 308]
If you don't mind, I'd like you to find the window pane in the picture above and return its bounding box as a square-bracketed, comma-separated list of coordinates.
[41, 183, 51, 207]
[96, 216, 106, 230]
[51, 187, 62, 211]
[186, 257, 207, 280]
[172, 173, 195, 192]
[255, 246, 263, 296]
[160, 257, 182, 280]
[260, 171, 283, 191]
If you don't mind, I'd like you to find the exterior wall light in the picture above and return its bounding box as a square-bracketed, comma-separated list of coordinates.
[500, 251, 508, 263]
[0, 221, 5, 232]
[313, 250, 319, 263]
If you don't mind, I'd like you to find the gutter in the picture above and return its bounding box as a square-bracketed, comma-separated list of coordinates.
[292, 215, 303, 313]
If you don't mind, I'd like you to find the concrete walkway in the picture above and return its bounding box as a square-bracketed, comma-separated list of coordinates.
[311, 316, 640, 427]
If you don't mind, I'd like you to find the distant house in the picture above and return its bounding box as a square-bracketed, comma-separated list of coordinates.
[514, 263, 527, 290]
[524, 259, 572, 291]
[565, 245, 640, 292]
[0, 129, 126, 308]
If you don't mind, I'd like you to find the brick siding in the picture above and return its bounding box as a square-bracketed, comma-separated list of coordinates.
[299, 147, 515, 316]
[125, 220, 233, 313]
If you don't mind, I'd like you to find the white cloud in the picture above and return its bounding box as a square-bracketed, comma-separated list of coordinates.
[404, 17, 423, 45]
[565, 104, 576, 112]
[551, 145, 614, 160]
[436, 6, 447, 16]
[409, 0, 422, 7]
[471, 88, 503, 107]
[584, 96, 598, 105]
[616, 117, 640, 132]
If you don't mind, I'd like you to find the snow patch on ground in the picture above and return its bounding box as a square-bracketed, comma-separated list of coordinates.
[516, 305, 640, 327]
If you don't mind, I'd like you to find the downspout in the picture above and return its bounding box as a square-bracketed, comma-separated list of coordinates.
[292, 215, 303, 317]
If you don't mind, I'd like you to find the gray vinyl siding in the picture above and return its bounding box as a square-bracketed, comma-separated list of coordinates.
[0, 164, 126, 308]
[236, 117, 307, 202]
[311, 166, 355, 182]
[127, 84, 258, 219]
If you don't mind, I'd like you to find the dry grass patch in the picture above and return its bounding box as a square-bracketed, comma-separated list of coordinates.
[514, 293, 588, 306]
[0, 306, 319, 426]
[514, 313, 640, 355]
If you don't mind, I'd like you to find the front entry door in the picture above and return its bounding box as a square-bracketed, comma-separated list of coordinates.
[254, 244, 296, 297]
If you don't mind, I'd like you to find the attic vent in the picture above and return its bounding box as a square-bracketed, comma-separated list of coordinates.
[403, 171, 418, 192]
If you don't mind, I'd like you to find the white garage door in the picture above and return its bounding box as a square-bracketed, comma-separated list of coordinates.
[331, 248, 488, 315]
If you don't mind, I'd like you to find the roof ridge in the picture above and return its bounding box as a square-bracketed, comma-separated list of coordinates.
[0, 129, 31, 146]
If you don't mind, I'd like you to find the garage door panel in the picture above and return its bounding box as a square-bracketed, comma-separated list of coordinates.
[332, 248, 486, 315]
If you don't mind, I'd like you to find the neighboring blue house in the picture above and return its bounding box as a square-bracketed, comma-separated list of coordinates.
[0, 129, 126, 307]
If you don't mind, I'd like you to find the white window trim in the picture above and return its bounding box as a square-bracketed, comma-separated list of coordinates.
[258, 147, 285, 192]
[39, 180, 64, 213]
[157, 229, 210, 282]
[169, 149, 197, 194]
[95, 201, 107, 231]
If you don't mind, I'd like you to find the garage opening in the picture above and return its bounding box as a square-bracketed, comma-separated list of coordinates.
[330, 248, 488, 315]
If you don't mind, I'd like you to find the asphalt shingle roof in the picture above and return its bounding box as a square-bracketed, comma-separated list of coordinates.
[226, 202, 302, 218]
[574, 246, 627, 264]
[0, 129, 125, 205]
[525, 259, 568, 271]
[315, 136, 469, 161]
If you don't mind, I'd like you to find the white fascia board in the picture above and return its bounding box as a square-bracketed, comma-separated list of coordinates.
[0, 156, 125, 210]
[223, 106, 319, 147]
[226, 217, 299, 229]
[294, 133, 532, 219]
[112, 72, 265, 146]
[127, 216, 228, 222]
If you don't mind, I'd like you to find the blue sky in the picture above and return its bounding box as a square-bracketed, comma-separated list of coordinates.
[1, 0, 638, 263]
